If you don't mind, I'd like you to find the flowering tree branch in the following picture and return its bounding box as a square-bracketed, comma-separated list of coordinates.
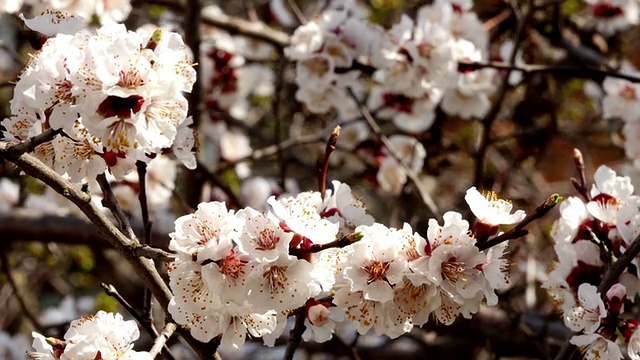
[135, 161, 155, 326]
[0, 142, 220, 359]
[100, 283, 176, 360]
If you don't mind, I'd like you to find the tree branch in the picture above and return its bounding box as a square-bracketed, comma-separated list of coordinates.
[458, 60, 640, 84]
[0, 141, 217, 359]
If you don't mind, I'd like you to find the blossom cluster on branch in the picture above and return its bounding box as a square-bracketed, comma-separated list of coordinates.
[544, 165, 640, 359]
[166, 180, 526, 350]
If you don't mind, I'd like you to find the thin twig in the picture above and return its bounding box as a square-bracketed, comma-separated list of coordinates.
[101, 283, 177, 360]
[477, 194, 562, 251]
[458, 60, 640, 84]
[570, 148, 590, 202]
[0, 142, 219, 358]
[149, 322, 178, 359]
[96, 173, 137, 241]
[272, 57, 288, 187]
[136, 161, 155, 336]
[197, 164, 242, 208]
[347, 87, 442, 221]
[0, 246, 43, 331]
[474, 0, 531, 188]
[286, 0, 307, 25]
[132, 245, 176, 262]
[317, 126, 340, 200]
[136, 161, 153, 247]
[290, 232, 361, 258]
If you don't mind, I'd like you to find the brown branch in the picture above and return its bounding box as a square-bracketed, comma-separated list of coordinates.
[0, 246, 43, 331]
[458, 60, 640, 84]
[0, 141, 217, 359]
[132, 245, 176, 262]
[290, 232, 362, 258]
[96, 173, 137, 241]
[0, 209, 171, 249]
[146, 0, 290, 48]
[6, 128, 60, 157]
[201, 8, 290, 48]
[284, 310, 306, 360]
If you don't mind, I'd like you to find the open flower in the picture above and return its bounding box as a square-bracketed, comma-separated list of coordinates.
[465, 187, 526, 226]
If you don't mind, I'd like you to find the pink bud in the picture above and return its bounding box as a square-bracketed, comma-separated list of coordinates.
[308, 304, 331, 327]
[606, 283, 626, 314]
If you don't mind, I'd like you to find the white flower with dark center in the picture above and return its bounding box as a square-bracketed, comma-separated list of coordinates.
[168, 298, 223, 342]
[551, 196, 590, 243]
[585, 0, 639, 36]
[393, 278, 437, 326]
[427, 242, 487, 302]
[602, 72, 640, 122]
[217, 303, 278, 352]
[65, 23, 194, 162]
[285, 21, 324, 60]
[333, 288, 412, 338]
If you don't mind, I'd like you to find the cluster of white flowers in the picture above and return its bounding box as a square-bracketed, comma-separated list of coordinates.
[2, 14, 197, 182]
[281, 0, 498, 198]
[0, 0, 131, 24]
[543, 165, 640, 360]
[286, 0, 495, 128]
[28, 311, 151, 360]
[583, 0, 639, 36]
[167, 181, 526, 349]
